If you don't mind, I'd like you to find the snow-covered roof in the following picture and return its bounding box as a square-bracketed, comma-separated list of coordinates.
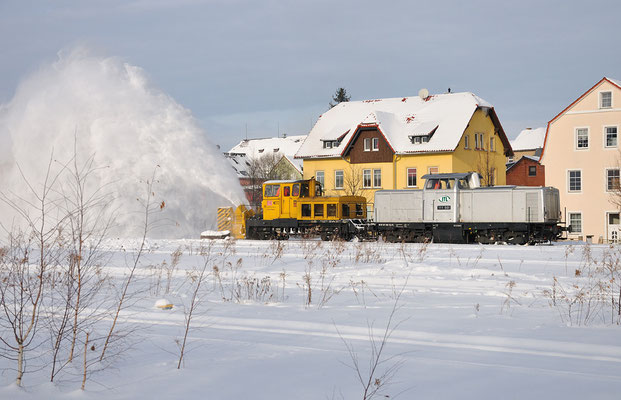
[296, 92, 503, 159]
[282, 154, 303, 174]
[511, 127, 545, 151]
[229, 135, 306, 159]
[224, 153, 251, 178]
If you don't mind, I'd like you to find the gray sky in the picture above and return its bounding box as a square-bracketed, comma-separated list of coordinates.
[1, 0, 620, 151]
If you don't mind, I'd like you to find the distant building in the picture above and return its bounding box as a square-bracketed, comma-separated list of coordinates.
[508, 127, 545, 163]
[506, 155, 545, 186]
[540, 77, 621, 243]
[225, 135, 306, 208]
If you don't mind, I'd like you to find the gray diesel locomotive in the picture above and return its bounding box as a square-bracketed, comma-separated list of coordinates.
[373, 172, 562, 244]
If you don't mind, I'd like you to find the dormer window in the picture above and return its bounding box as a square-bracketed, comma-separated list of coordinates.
[273, 148, 279, 152]
[601, 91, 612, 109]
[322, 140, 340, 149]
[409, 135, 430, 144]
[408, 125, 437, 145]
[258, 149, 264, 153]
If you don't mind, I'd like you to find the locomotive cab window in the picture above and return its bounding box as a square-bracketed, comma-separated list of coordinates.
[426, 179, 452, 190]
[300, 183, 309, 197]
[315, 182, 323, 197]
[292, 184, 300, 197]
[283, 186, 290, 197]
[265, 185, 280, 197]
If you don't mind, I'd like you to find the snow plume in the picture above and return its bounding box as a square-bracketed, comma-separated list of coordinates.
[0, 48, 245, 238]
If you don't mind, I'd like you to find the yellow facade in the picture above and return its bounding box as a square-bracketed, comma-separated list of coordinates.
[302, 109, 508, 206]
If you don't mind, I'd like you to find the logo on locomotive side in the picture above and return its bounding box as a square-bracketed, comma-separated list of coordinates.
[438, 195, 451, 203]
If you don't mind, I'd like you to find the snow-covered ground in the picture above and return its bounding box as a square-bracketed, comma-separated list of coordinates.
[2, 239, 621, 399]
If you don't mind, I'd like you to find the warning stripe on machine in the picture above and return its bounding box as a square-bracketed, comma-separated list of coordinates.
[217, 207, 233, 231]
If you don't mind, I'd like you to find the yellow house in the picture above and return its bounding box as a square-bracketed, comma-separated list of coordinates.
[540, 77, 621, 243]
[295, 91, 513, 212]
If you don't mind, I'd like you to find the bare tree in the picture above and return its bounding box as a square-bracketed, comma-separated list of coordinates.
[48, 149, 113, 381]
[99, 167, 161, 362]
[177, 241, 214, 369]
[0, 155, 66, 386]
[343, 164, 368, 197]
[476, 150, 496, 187]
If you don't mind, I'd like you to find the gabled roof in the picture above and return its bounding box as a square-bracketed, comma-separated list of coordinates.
[506, 154, 541, 172]
[295, 92, 512, 159]
[541, 77, 621, 160]
[224, 153, 252, 178]
[511, 127, 546, 151]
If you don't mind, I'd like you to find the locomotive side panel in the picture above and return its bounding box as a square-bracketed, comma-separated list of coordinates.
[374, 190, 423, 223]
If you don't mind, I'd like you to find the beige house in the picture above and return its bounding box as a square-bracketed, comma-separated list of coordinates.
[540, 77, 621, 243]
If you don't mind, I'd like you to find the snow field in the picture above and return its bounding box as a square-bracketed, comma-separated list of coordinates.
[2, 239, 621, 399]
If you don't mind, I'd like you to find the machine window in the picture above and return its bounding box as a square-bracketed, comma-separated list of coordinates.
[301, 204, 311, 217]
[265, 184, 281, 197]
[342, 204, 350, 218]
[283, 186, 290, 196]
[355, 204, 364, 217]
[327, 204, 337, 217]
[314, 204, 324, 217]
[292, 184, 300, 196]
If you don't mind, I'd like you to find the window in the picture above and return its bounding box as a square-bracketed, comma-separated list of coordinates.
[474, 133, 485, 150]
[407, 168, 417, 187]
[327, 204, 337, 217]
[489, 137, 495, 152]
[601, 91, 612, 109]
[373, 169, 382, 188]
[569, 212, 582, 233]
[464, 135, 470, 149]
[490, 167, 496, 186]
[356, 204, 364, 217]
[264, 184, 280, 197]
[316, 171, 324, 187]
[528, 166, 537, 176]
[363, 169, 372, 188]
[428, 166, 439, 174]
[372, 138, 379, 151]
[335, 170, 344, 189]
[292, 184, 300, 196]
[576, 128, 589, 149]
[314, 204, 324, 217]
[606, 127, 618, 147]
[301, 204, 311, 217]
[568, 170, 582, 192]
[273, 148, 279, 152]
[364, 138, 371, 151]
[283, 186, 290, 196]
[341, 204, 350, 218]
[607, 169, 620, 191]
[324, 141, 332, 149]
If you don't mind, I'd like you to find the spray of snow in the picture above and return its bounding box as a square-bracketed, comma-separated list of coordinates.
[0, 48, 245, 238]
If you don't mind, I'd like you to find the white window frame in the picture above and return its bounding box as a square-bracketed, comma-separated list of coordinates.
[604, 126, 618, 148]
[474, 133, 479, 150]
[373, 169, 382, 188]
[363, 138, 371, 151]
[600, 91, 613, 109]
[334, 170, 344, 189]
[489, 137, 495, 152]
[362, 169, 372, 188]
[575, 127, 589, 150]
[464, 134, 470, 149]
[315, 170, 324, 187]
[606, 168, 620, 192]
[372, 137, 379, 151]
[407, 168, 417, 187]
[567, 169, 582, 193]
[568, 212, 583, 234]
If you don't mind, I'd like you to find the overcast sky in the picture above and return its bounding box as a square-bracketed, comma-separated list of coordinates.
[1, 0, 620, 151]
